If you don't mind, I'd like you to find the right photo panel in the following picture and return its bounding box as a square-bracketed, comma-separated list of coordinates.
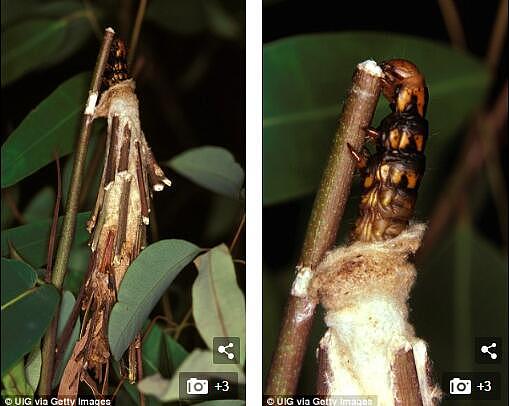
[263, 1, 508, 405]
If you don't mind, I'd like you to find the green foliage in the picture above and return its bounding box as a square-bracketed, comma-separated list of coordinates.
[52, 291, 81, 388]
[263, 32, 490, 205]
[192, 244, 246, 365]
[23, 187, 55, 223]
[1, 72, 90, 188]
[25, 344, 42, 394]
[138, 349, 245, 402]
[108, 240, 201, 361]
[146, 0, 242, 40]
[1, 212, 90, 268]
[1, 357, 34, 397]
[168, 146, 245, 199]
[1, 259, 59, 375]
[1, 0, 93, 86]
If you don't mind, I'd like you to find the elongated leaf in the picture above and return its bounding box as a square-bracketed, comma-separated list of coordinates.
[1, 258, 37, 304]
[1, 211, 90, 268]
[263, 32, 490, 205]
[192, 244, 245, 364]
[1, 72, 90, 187]
[52, 290, 81, 388]
[138, 349, 245, 402]
[141, 322, 189, 377]
[24, 186, 55, 223]
[109, 240, 201, 361]
[25, 344, 42, 392]
[1, 283, 59, 375]
[163, 330, 188, 372]
[1, 11, 91, 86]
[168, 146, 244, 199]
[1, 358, 33, 397]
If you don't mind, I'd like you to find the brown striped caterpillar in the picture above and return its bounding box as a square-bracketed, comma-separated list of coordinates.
[58, 41, 170, 397]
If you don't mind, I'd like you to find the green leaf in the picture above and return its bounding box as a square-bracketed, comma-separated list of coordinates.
[168, 146, 244, 199]
[1, 358, 33, 397]
[109, 240, 201, 361]
[25, 344, 42, 392]
[2, 0, 83, 28]
[1, 10, 92, 86]
[63, 245, 90, 296]
[138, 349, 245, 402]
[263, 32, 490, 205]
[163, 330, 188, 372]
[141, 322, 189, 376]
[1, 72, 90, 188]
[24, 186, 55, 223]
[1, 258, 37, 304]
[52, 290, 81, 388]
[1, 283, 59, 375]
[192, 244, 245, 364]
[1, 211, 90, 268]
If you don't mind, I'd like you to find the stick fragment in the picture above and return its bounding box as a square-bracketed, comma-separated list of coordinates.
[266, 60, 382, 395]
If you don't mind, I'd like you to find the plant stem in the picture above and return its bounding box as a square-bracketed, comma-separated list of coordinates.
[38, 28, 115, 396]
[417, 83, 507, 260]
[437, 0, 466, 49]
[486, 0, 507, 71]
[128, 0, 148, 68]
[265, 61, 382, 395]
[392, 349, 423, 405]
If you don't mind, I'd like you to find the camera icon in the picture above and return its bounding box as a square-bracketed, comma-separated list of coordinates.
[186, 377, 209, 395]
[449, 378, 472, 395]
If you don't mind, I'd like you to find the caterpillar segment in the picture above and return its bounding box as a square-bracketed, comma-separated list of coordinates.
[349, 59, 429, 242]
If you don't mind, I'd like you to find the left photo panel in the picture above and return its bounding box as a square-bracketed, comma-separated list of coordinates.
[1, 1, 246, 404]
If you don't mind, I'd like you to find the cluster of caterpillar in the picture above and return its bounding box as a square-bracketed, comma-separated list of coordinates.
[348, 59, 429, 242]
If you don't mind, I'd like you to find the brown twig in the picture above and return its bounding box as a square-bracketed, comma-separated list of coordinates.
[174, 307, 194, 340]
[392, 349, 423, 406]
[437, 0, 467, 49]
[45, 153, 62, 283]
[39, 27, 116, 396]
[265, 61, 382, 395]
[417, 82, 508, 260]
[229, 213, 246, 252]
[128, 0, 148, 68]
[2, 188, 25, 224]
[486, 0, 508, 71]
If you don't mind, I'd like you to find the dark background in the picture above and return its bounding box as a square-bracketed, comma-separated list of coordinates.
[263, 0, 508, 402]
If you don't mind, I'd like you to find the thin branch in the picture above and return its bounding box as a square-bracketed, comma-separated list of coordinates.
[417, 83, 507, 260]
[229, 213, 245, 252]
[486, 0, 508, 71]
[45, 153, 62, 283]
[174, 307, 194, 340]
[437, 0, 467, 49]
[128, 0, 148, 68]
[2, 188, 25, 224]
[392, 349, 423, 406]
[39, 27, 116, 396]
[265, 61, 382, 395]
